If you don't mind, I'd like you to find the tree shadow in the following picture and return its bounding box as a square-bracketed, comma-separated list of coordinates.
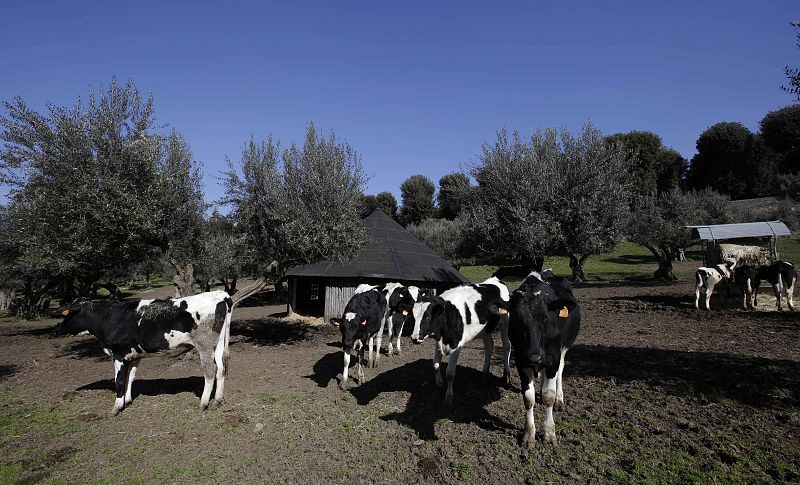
[235, 288, 286, 308]
[231, 319, 322, 346]
[0, 363, 18, 382]
[601, 254, 657, 265]
[568, 344, 800, 408]
[596, 293, 698, 310]
[76, 376, 204, 399]
[5, 325, 58, 337]
[348, 358, 515, 440]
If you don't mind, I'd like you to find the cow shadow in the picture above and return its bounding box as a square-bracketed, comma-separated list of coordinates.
[57, 338, 108, 361]
[348, 359, 515, 440]
[5, 325, 58, 337]
[568, 344, 800, 408]
[306, 349, 342, 388]
[596, 293, 697, 310]
[76, 376, 204, 399]
[0, 363, 18, 382]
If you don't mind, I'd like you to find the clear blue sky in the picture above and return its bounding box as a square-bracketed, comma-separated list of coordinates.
[1, 0, 797, 207]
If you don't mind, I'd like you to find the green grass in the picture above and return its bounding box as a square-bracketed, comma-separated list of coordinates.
[460, 236, 800, 283]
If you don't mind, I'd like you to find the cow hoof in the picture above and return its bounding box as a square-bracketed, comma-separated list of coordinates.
[544, 431, 558, 445]
[339, 379, 348, 391]
[200, 400, 210, 410]
[556, 400, 566, 412]
[110, 405, 123, 416]
[213, 398, 225, 409]
[522, 432, 535, 448]
[501, 372, 511, 387]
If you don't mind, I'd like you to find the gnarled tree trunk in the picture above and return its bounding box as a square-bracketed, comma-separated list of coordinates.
[646, 245, 678, 281]
[568, 254, 589, 283]
[170, 260, 197, 298]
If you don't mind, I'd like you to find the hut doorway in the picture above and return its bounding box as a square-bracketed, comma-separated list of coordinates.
[295, 279, 325, 316]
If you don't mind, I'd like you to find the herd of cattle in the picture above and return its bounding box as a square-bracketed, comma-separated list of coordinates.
[52, 259, 795, 446]
[54, 271, 581, 447]
[694, 260, 797, 311]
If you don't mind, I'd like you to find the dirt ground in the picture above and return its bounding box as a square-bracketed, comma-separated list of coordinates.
[2, 264, 800, 484]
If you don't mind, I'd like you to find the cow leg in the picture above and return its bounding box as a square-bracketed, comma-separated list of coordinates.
[500, 317, 512, 385]
[444, 347, 462, 406]
[394, 316, 405, 356]
[112, 357, 130, 416]
[695, 287, 701, 310]
[387, 318, 395, 357]
[542, 372, 558, 445]
[212, 328, 229, 407]
[433, 343, 444, 388]
[555, 349, 567, 410]
[773, 283, 782, 310]
[520, 367, 536, 448]
[341, 347, 351, 390]
[367, 336, 375, 368]
[357, 346, 366, 384]
[786, 276, 795, 311]
[124, 358, 140, 405]
[197, 345, 217, 410]
[481, 331, 493, 376]
[374, 317, 387, 366]
[705, 283, 714, 311]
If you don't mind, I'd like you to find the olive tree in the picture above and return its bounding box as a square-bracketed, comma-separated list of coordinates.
[222, 123, 367, 300]
[466, 123, 632, 281]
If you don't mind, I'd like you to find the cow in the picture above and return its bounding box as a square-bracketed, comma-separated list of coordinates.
[734, 265, 758, 310]
[413, 277, 511, 406]
[508, 269, 580, 446]
[694, 260, 736, 310]
[754, 261, 797, 311]
[332, 285, 387, 389]
[55, 291, 233, 416]
[385, 285, 427, 357]
[367, 282, 415, 363]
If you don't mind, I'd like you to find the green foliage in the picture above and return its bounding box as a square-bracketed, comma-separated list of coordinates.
[465, 123, 632, 279]
[437, 172, 472, 220]
[0, 78, 202, 296]
[407, 216, 474, 267]
[782, 20, 800, 101]
[606, 131, 687, 196]
[398, 174, 436, 226]
[222, 123, 367, 277]
[375, 191, 397, 218]
[685, 122, 775, 199]
[760, 104, 800, 174]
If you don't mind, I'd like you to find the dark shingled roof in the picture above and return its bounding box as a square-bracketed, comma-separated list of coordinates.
[285, 210, 469, 284]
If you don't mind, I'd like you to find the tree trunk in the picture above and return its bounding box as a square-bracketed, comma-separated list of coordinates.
[645, 245, 678, 281]
[170, 261, 197, 298]
[521, 255, 544, 273]
[568, 254, 589, 283]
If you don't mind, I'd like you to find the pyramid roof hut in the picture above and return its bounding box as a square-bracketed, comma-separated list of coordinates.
[285, 209, 469, 320]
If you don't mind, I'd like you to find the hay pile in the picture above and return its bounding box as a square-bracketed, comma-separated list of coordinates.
[708, 243, 772, 267]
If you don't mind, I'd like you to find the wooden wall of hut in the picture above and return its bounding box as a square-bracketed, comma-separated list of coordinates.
[324, 285, 357, 322]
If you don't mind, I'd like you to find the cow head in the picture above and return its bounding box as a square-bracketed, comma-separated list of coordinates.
[339, 311, 366, 350]
[409, 301, 431, 342]
[54, 305, 86, 335]
[412, 296, 447, 344]
[387, 286, 415, 318]
[509, 288, 572, 378]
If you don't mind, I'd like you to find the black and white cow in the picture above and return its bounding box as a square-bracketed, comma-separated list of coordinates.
[385, 285, 426, 357]
[413, 277, 511, 406]
[360, 282, 415, 364]
[332, 285, 388, 389]
[55, 291, 233, 415]
[694, 260, 736, 310]
[734, 265, 758, 310]
[754, 261, 797, 311]
[508, 270, 580, 446]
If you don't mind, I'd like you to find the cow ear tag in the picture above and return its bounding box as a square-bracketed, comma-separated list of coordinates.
[498, 307, 508, 315]
[61, 309, 70, 316]
[360, 319, 367, 326]
[402, 310, 409, 316]
[559, 307, 569, 318]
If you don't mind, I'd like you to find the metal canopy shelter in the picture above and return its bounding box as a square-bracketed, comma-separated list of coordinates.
[686, 221, 792, 265]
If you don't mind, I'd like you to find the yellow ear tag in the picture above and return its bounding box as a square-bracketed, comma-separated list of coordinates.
[498, 307, 508, 315]
[61, 309, 70, 316]
[360, 319, 367, 326]
[559, 307, 569, 318]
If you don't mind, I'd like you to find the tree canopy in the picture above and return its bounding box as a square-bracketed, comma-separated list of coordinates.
[222, 123, 367, 283]
[437, 172, 473, 220]
[606, 131, 686, 196]
[398, 174, 436, 226]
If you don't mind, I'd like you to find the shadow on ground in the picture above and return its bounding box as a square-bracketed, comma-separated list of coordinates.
[76, 376, 204, 399]
[345, 358, 515, 441]
[231, 319, 321, 346]
[569, 344, 800, 408]
[0, 363, 18, 382]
